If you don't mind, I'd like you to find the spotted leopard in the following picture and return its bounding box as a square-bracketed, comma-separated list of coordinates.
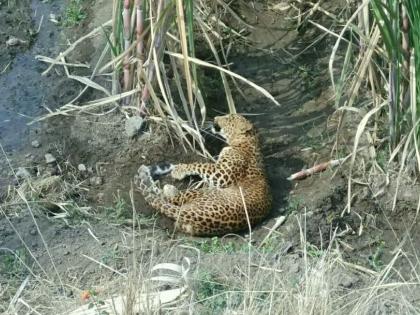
[135, 114, 272, 236]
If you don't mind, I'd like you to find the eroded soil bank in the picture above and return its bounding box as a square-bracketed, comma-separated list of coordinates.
[1, 0, 420, 313]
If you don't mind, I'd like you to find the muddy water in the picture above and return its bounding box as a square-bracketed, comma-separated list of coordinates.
[0, 0, 67, 152]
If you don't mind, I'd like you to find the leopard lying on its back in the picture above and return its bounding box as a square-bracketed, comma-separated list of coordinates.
[135, 114, 272, 236]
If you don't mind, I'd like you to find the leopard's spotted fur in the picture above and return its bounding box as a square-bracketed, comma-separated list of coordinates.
[135, 114, 272, 236]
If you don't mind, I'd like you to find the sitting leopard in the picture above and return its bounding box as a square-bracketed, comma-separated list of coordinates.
[134, 114, 272, 236]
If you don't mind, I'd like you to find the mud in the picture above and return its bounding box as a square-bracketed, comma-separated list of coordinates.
[1, 0, 420, 313]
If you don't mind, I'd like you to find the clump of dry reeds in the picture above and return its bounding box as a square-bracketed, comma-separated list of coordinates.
[292, 0, 420, 213]
[35, 0, 278, 156]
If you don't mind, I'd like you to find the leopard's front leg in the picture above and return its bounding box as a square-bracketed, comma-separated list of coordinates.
[171, 163, 216, 181]
[171, 147, 246, 187]
[149, 147, 246, 188]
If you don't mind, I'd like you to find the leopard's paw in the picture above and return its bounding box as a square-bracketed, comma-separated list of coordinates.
[163, 184, 178, 199]
[170, 165, 186, 180]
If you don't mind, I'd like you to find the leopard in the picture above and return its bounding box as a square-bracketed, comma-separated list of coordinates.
[134, 114, 272, 236]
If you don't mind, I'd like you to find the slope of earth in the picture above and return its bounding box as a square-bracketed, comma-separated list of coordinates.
[1, 0, 420, 314]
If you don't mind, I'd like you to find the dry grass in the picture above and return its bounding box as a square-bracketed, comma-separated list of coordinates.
[3, 1, 420, 314]
[2, 200, 420, 314]
[34, 0, 278, 158]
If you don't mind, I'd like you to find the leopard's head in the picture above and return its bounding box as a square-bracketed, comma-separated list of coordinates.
[212, 114, 255, 144]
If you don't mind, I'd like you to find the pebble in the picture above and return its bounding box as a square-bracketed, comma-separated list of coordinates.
[90, 176, 103, 186]
[49, 13, 60, 24]
[16, 167, 31, 179]
[29, 229, 37, 236]
[31, 140, 41, 148]
[339, 274, 358, 288]
[45, 153, 56, 164]
[78, 164, 87, 172]
[96, 192, 105, 203]
[125, 116, 144, 138]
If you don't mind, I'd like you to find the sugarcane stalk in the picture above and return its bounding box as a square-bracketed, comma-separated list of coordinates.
[139, 0, 169, 116]
[123, 0, 132, 95]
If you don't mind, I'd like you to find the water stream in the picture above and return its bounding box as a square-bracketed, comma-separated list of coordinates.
[0, 0, 66, 152]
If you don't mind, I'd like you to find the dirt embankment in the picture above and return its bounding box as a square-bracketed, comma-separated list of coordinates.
[0, 0, 32, 70]
[1, 0, 420, 314]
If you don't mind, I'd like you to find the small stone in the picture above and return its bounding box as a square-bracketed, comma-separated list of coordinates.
[90, 176, 103, 186]
[49, 13, 60, 24]
[96, 192, 105, 203]
[78, 164, 87, 172]
[29, 229, 37, 235]
[125, 116, 144, 138]
[31, 140, 41, 148]
[339, 274, 358, 288]
[289, 263, 300, 273]
[16, 167, 31, 179]
[64, 251, 70, 256]
[66, 289, 74, 298]
[45, 153, 56, 164]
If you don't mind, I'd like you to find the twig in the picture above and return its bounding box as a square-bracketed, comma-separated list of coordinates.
[39, 19, 112, 76]
[287, 158, 345, 181]
[258, 216, 286, 248]
[8, 276, 30, 312]
[35, 55, 90, 69]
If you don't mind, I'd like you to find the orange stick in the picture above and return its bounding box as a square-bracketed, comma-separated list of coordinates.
[287, 158, 345, 181]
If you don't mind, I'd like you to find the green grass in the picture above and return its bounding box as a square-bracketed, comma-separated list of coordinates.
[63, 0, 87, 27]
[197, 237, 236, 254]
[366, 1, 419, 157]
[0, 248, 28, 278]
[368, 241, 385, 272]
[196, 271, 239, 313]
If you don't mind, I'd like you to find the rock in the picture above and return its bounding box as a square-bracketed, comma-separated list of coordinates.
[289, 262, 300, 274]
[31, 140, 41, 148]
[29, 229, 37, 236]
[339, 273, 358, 288]
[49, 13, 60, 24]
[90, 176, 103, 186]
[125, 116, 144, 138]
[96, 192, 105, 203]
[78, 164, 87, 172]
[45, 153, 56, 164]
[16, 167, 31, 179]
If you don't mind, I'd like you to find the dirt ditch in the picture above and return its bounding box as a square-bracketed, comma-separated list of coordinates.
[1, 0, 420, 313]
